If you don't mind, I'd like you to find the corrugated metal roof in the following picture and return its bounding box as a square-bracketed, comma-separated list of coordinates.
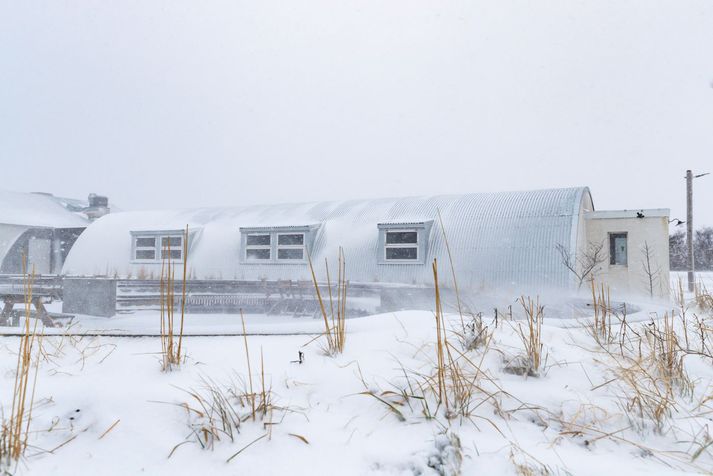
[63, 187, 591, 291]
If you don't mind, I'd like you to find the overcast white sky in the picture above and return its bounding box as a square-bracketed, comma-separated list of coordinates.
[1, 1, 712, 227]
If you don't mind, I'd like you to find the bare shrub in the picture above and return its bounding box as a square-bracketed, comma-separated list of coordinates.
[556, 240, 606, 289]
[640, 241, 662, 298]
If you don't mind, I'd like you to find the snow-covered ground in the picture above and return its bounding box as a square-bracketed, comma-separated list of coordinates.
[672, 270, 713, 290]
[1, 283, 712, 475]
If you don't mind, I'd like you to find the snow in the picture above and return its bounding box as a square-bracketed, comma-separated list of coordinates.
[0, 190, 89, 228]
[61, 188, 587, 291]
[2, 288, 712, 475]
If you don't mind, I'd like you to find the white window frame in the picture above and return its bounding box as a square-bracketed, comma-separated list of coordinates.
[131, 230, 185, 263]
[133, 236, 157, 261]
[609, 232, 628, 267]
[384, 229, 420, 262]
[239, 225, 319, 264]
[160, 235, 184, 262]
[244, 233, 272, 261]
[377, 221, 432, 265]
[276, 232, 306, 261]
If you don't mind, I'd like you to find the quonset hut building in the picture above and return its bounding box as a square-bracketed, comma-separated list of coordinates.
[61, 187, 671, 317]
[0, 190, 109, 275]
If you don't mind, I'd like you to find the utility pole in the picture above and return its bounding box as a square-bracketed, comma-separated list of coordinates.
[686, 170, 694, 292]
[686, 169, 710, 292]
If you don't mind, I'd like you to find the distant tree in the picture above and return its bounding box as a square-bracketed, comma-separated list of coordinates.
[669, 227, 713, 271]
[669, 230, 687, 271]
[556, 240, 606, 289]
[695, 227, 713, 270]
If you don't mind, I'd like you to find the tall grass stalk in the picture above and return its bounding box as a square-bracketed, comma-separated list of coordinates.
[307, 247, 347, 355]
[1, 258, 43, 467]
[516, 296, 544, 375]
[432, 258, 448, 411]
[240, 310, 255, 420]
[590, 279, 612, 343]
[160, 226, 189, 371]
[436, 208, 465, 334]
[175, 334, 275, 458]
[428, 258, 499, 418]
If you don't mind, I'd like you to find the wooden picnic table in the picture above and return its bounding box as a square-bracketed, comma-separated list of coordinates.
[0, 275, 63, 327]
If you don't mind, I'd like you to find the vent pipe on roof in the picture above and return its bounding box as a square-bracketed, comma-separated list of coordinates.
[85, 193, 110, 221]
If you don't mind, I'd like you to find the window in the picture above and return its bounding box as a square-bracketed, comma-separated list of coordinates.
[245, 234, 271, 261]
[609, 233, 628, 266]
[131, 231, 184, 262]
[277, 233, 305, 260]
[239, 225, 319, 264]
[385, 230, 419, 261]
[377, 222, 432, 264]
[161, 236, 183, 260]
[134, 237, 156, 260]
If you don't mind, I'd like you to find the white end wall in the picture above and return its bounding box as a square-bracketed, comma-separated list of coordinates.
[0, 224, 28, 268]
[584, 210, 670, 299]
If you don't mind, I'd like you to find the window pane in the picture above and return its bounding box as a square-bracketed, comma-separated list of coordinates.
[135, 249, 155, 260]
[246, 248, 271, 260]
[135, 237, 155, 248]
[246, 234, 271, 246]
[278, 248, 304, 260]
[278, 234, 304, 246]
[610, 234, 628, 265]
[386, 231, 418, 244]
[386, 247, 418, 260]
[161, 236, 182, 247]
[161, 249, 182, 260]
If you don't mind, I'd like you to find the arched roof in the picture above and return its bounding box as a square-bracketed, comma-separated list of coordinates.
[63, 187, 592, 290]
[0, 190, 90, 228]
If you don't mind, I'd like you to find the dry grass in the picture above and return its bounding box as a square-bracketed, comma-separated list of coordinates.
[694, 281, 713, 314]
[431, 260, 502, 419]
[354, 273, 713, 470]
[407, 259, 500, 419]
[590, 279, 613, 344]
[177, 373, 274, 452]
[307, 247, 347, 355]
[159, 226, 189, 371]
[588, 311, 694, 435]
[172, 325, 276, 462]
[509, 444, 556, 476]
[457, 313, 491, 352]
[563, 284, 713, 468]
[436, 208, 465, 335]
[359, 259, 505, 424]
[504, 296, 544, 377]
[1, 259, 43, 468]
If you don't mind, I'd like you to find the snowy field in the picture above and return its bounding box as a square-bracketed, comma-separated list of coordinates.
[672, 271, 713, 291]
[1, 278, 713, 475]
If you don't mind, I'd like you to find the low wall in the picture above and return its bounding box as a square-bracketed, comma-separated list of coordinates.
[62, 278, 117, 317]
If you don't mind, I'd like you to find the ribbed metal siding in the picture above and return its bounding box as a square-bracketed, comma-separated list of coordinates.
[63, 187, 589, 292]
